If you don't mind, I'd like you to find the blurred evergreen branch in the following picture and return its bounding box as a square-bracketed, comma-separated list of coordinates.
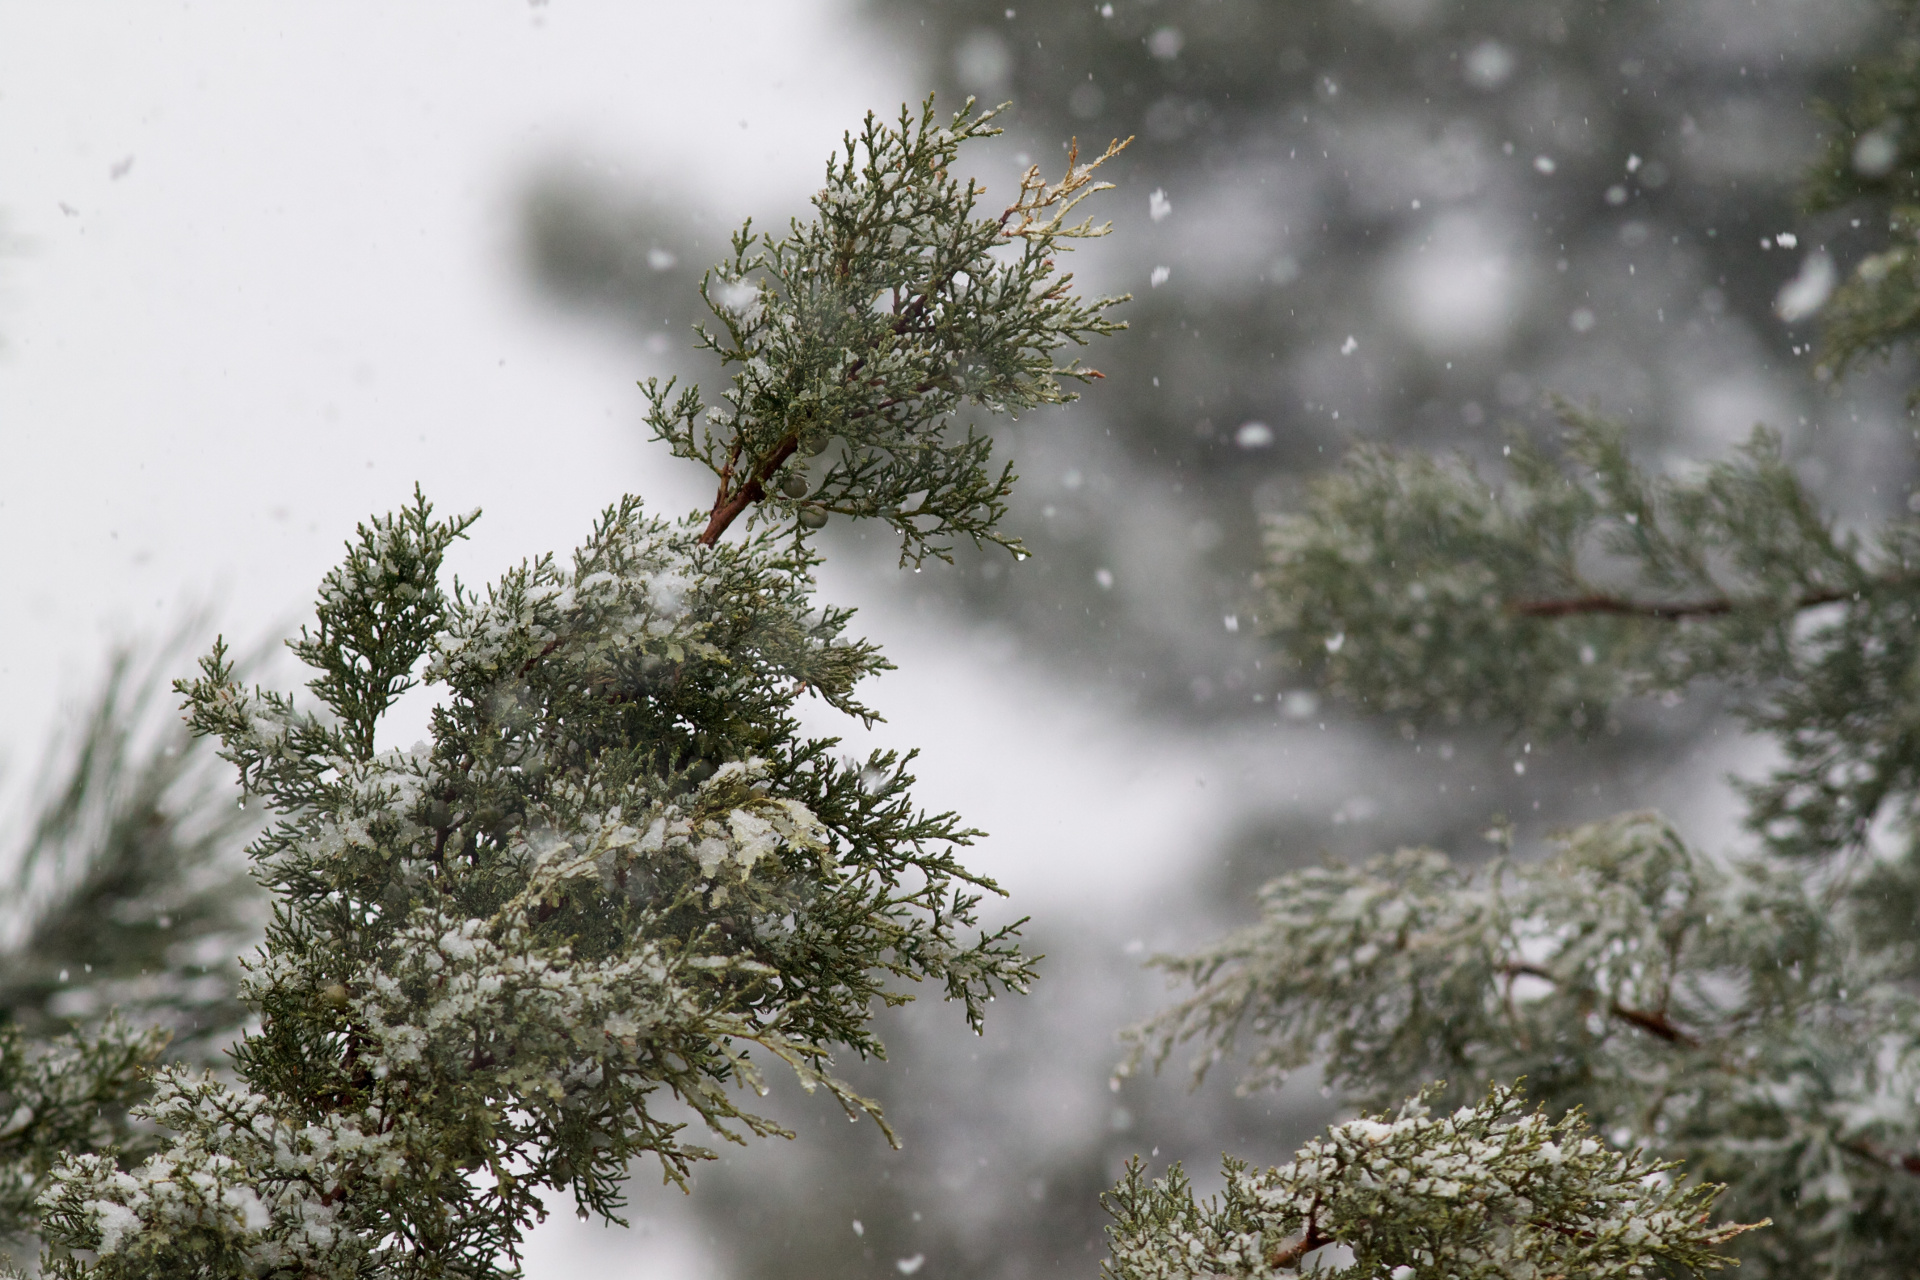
[1808, 3, 1920, 380]
[1117, 10, 1920, 1277]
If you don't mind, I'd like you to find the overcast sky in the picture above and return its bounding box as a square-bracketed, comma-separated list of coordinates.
[0, 2, 897, 754]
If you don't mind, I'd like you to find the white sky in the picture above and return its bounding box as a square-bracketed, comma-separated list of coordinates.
[0, 6, 1342, 1274]
[0, 2, 901, 756]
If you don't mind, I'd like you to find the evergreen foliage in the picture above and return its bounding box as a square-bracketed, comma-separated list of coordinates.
[1808, 7, 1920, 382]
[2, 642, 259, 1059]
[643, 99, 1128, 566]
[18, 100, 1126, 1278]
[523, 6, 1896, 1275]
[1104, 1083, 1756, 1280]
[1120, 12, 1920, 1277]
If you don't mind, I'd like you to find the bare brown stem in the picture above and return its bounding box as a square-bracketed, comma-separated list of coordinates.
[1497, 964, 1700, 1048]
[1843, 1137, 1920, 1177]
[1267, 1196, 1329, 1269]
[1607, 1003, 1699, 1048]
[699, 435, 800, 545]
[1506, 587, 1849, 621]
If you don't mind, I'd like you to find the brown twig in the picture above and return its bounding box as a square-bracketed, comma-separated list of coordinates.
[1843, 1137, 1920, 1177]
[1267, 1196, 1329, 1269]
[1506, 587, 1849, 621]
[1501, 962, 1557, 983]
[699, 434, 800, 545]
[517, 635, 566, 679]
[1607, 1003, 1699, 1048]
[1498, 964, 1700, 1048]
[1267, 1229, 1331, 1270]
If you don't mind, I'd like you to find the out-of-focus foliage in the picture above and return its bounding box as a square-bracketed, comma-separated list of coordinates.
[1819, 202, 1920, 382]
[1259, 412, 1861, 734]
[0, 641, 260, 1259]
[1256, 411, 1914, 865]
[1129, 9, 1920, 1277]
[1259, 410, 1920, 867]
[1103, 1082, 1758, 1280]
[2, 643, 260, 1056]
[1808, 6, 1920, 378]
[856, 0, 1882, 702]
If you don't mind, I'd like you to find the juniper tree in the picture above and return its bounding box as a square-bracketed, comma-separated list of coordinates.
[1117, 14, 1920, 1278]
[14, 99, 1128, 1279]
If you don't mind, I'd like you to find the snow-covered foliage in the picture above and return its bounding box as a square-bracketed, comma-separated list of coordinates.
[19, 101, 1132, 1278]
[1122, 813, 1894, 1272]
[0, 1019, 169, 1252]
[32, 496, 1040, 1278]
[5, 81, 1813, 1280]
[1104, 1083, 1757, 1280]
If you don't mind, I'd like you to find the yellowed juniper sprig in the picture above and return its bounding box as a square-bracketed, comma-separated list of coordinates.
[644, 96, 1129, 565]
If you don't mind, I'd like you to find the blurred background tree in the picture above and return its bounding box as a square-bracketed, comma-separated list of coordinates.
[0, 641, 257, 1063]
